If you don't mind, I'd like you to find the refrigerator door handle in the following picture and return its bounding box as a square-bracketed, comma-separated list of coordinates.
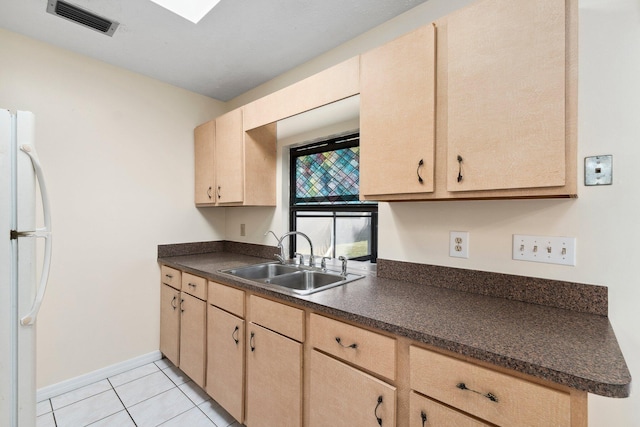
[19, 144, 52, 327]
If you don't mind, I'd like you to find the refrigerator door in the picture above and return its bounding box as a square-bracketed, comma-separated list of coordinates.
[0, 110, 15, 427]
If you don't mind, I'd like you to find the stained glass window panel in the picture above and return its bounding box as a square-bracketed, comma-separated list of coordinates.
[294, 147, 360, 204]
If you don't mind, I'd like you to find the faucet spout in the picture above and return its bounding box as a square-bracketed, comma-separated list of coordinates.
[265, 230, 286, 264]
[277, 231, 315, 267]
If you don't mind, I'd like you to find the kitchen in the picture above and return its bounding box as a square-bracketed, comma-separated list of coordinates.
[1, 0, 637, 425]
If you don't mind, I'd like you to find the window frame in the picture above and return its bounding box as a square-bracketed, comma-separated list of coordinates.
[288, 132, 378, 262]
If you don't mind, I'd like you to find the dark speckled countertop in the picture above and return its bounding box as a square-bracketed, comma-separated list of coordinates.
[158, 249, 631, 398]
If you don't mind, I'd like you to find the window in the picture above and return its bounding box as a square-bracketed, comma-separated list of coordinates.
[289, 132, 377, 262]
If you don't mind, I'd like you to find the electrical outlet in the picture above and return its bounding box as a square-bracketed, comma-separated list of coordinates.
[240, 223, 246, 236]
[512, 234, 576, 266]
[449, 231, 469, 259]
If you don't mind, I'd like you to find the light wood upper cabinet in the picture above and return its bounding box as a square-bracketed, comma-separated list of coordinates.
[194, 120, 215, 205]
[360, 24, 436, 199]
[194, 110, 276, 207]
[445, 0, 567, 193]
[215, 109, 244, 204]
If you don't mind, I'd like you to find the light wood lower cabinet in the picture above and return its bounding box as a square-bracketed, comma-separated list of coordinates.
[409, 391, 490, 427]
[206, 305, 244, 423]
[159, 283, 180, 366]
[245, 323, 303, 427]
[309, 350, 396, 427]
[179, 292, 206, 387]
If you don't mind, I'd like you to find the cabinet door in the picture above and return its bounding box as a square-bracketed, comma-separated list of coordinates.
[360, 24, 436, 198]
[206, 306, 244, 423]
[179, 293, 206, 387]
[446, 0, 566, 192]
[309, 350, 396, 427]
[215, 108, 244, 204]
[194, 120, 215, 206]
[160, 284, 180, 366]
[410, 391, 490, 427]
[245, 323, 302, 427]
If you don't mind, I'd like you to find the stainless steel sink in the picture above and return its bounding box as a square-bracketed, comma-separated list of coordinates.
[219, 262, 363, 295]
[223, 263, 298, 280]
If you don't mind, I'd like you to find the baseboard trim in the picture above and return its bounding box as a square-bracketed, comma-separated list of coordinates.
[36, 351, 163, 401]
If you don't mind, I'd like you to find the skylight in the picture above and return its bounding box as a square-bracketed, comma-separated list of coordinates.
[149, 0, 221, 24]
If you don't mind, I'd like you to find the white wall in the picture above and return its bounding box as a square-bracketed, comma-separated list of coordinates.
[0, 29, 227, 388]
[226, 0, 640, 425]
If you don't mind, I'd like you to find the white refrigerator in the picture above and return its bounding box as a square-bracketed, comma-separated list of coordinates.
[1, 110, 52, 427]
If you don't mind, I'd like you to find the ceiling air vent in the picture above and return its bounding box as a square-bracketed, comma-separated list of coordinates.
[46, 1, 119, 37]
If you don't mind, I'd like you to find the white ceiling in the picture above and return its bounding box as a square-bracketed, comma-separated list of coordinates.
[0, 0, 428, 101]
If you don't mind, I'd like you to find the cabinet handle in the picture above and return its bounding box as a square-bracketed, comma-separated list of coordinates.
[374, 395, 383, 426]
[335, 337, 357, 349]
[165, 274, 173, 279]
[417, 159, 424, 184]
[456, 155, 463, 183]
[188, 282, 197, 288]
[456, 382, 498, 402]
[232, 325, 239, 345]
[171, 295, 177, 310]
[207, 186, 212, 199]
[217, 185, 221, 199]
[180, 298, 184, 313]
[250, 331, 255, 352]
[421, 411, 427, 427]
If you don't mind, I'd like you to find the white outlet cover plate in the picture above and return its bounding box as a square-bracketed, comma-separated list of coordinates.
[512, 234, 576, 266]
[449, 231, 469, 259]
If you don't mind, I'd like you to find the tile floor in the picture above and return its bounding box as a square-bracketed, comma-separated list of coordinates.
[37, 358, 243, 427]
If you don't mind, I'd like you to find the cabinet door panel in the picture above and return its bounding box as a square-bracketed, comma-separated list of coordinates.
[446, 0, 566, 192]
[194, 120, 215, 205]
[245, 323, 302, 427]
[206, 306, 244, 423]
[309, 350, 396, 427]
[410, 391, 491, 427]
[360, 25, 436, 198]
[179, 293, 206, 387]
[215, 109, 244, 204]
[160, 284, 180, 366]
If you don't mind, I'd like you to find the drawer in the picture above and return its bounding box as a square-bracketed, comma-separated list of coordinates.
[409, 346, 571, 427]
[249, 295, 304, 342]
[181, 272, 207, 300]
[410, 391, 490, 427]
[161, 265, 181, 290]
[208, 281, 245, 318]
[310, 314, 396, 380]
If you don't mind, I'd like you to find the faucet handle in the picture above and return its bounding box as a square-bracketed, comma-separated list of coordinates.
[338, 256, 348, 276]
[321, 257, 331, 270]
[294, 252, 304, 266]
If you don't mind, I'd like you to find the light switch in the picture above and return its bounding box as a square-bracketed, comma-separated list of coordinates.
[513, 234, 576, 266]
[585, 155, 612, 186]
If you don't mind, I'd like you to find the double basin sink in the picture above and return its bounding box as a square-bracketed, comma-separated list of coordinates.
[220, 262, 363, 295]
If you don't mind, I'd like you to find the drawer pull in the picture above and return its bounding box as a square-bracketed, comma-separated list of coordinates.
[171, 295, 177, 310]
[456, 382, 499, 402]
[188, 282, 197, 288]
[420, 411, 427, 426]
[335, 337, 357, 349]
[374, 395, 383, 426]
[165, 274, 173, 279]
[232, 325, 239, 345]
[250, 331, 255, 352]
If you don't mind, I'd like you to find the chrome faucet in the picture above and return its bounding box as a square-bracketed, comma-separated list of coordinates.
[265, 230, 315, 267]
[265, 230, 285, 264]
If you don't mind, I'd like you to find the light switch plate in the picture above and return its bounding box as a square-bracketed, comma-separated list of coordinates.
[513, 234, 576, 266]
[585, 155, 612, 186]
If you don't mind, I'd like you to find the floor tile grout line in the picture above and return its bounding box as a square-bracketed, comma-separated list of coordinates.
[49, 388, 115, 413]
[107, 378, 138, 427]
